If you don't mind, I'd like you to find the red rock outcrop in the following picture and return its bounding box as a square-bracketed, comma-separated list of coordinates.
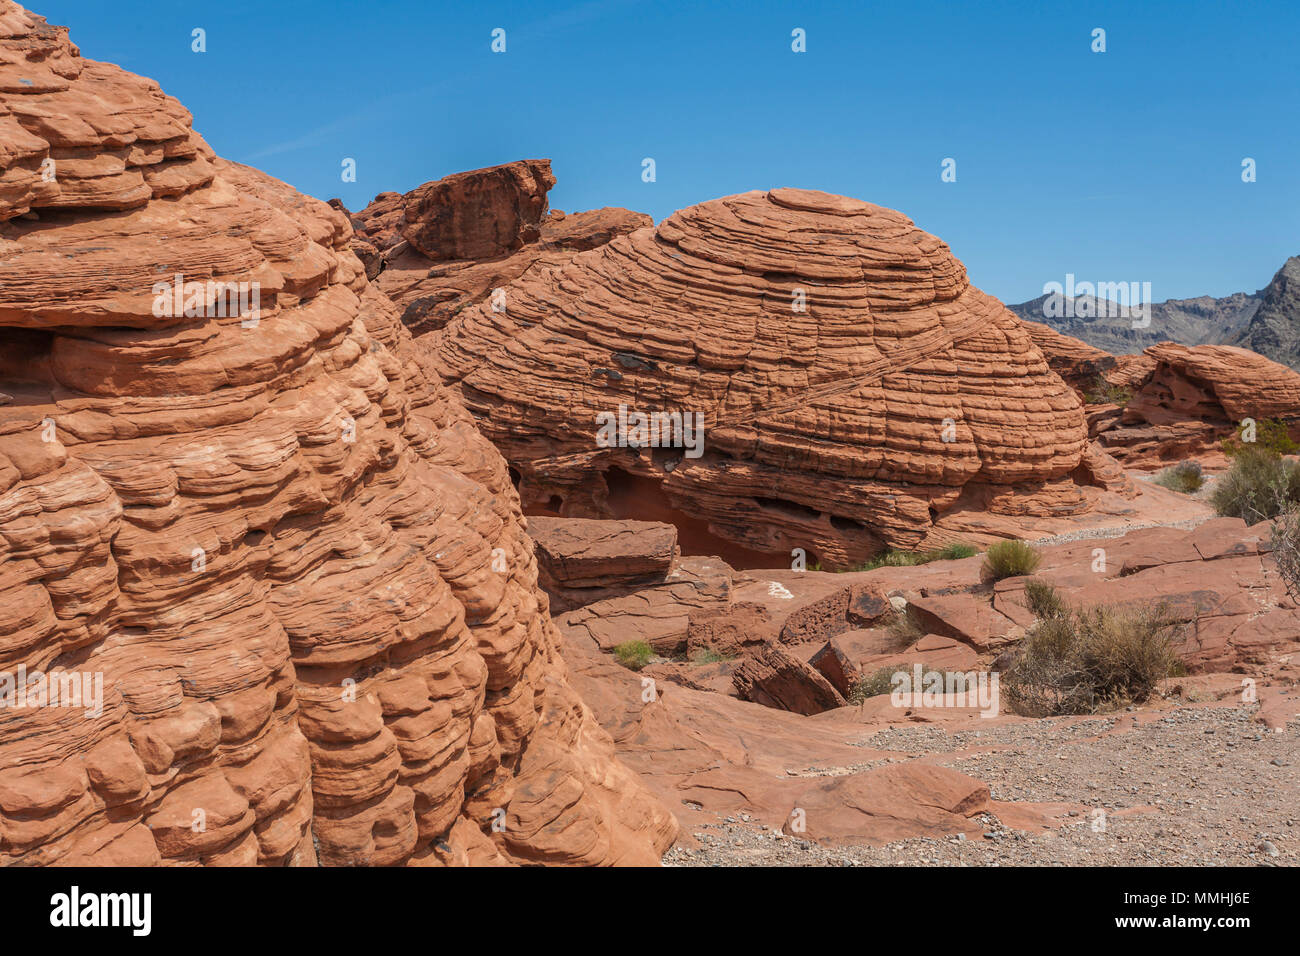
[432, 187, 1135, 569]
[1022, 321, 1118, 395]
[349, 161, 650, 336]
[1093, 342, 1300, 468]
[529, 516, 678, 612]
[564, 631, 1086, 846]
[555, 556, 735, 655]
[0, 1, 675, 866]
[731, 643, 846, 715]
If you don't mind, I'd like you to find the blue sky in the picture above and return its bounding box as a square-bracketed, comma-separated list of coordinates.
[35, 0, 1300, 304]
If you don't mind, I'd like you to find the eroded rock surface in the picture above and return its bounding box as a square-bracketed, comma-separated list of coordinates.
[0, 1, 675, 866]
[348, 160, 650, 336]
[1096, 342, 1300, 468]
[530, 515, 678, 613]
[559, 516, 1298, 858]
[434, 187, 1132, 569]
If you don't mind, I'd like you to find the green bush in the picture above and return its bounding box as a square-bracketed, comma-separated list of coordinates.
[1153, 460, 1205, 494]
[1220, 417, 1299, 459]
[853, 542, 977, 572]
[1209, 445, 1300, 523]
[1003, 602, 1182, 717]
[613, 640, 654, 671]
[982, 539, 1042, 580]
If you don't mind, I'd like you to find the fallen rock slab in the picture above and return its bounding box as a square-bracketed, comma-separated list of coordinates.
[732, 643, 847, 715]
[530, 515, 678, 611]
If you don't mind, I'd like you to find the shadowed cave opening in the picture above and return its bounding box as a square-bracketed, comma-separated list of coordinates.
[600, 467, 789, 571]
[0, 327, 54, 381]
[514, 463, 791, 570]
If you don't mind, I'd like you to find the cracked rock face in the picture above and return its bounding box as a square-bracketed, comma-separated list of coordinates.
[0, 0, 675, 866]
[433, 187, 1123, 569]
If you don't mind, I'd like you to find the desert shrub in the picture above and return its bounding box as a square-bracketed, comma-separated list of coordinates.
[1220, 417, 1299, 459]
[933, 542, 979, 560]
[884, 606, 924, 648]
[613, 640, 653, 671]
[1022, 579, 1067, 619]
[864, 550, 927, 570]
[688, 647, 735, 665]
[1208, 445, 1300, 522]
[1084, 375, 1132, 407]
[1153, 460, 1205, 494]
[847, 665, 897, 703]
[1271, 504, 1300, 605]
[982, 539, 1042, 580]
[847, 662, 970, 704]
[853, 542, 977, 572]
[1002, 602, 1182, 717]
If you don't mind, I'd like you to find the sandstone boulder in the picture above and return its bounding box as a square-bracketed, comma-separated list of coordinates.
[1095, 342, 1300, 468]
[779, 581, 892, 644]
[554, 555, 734, 655]
[731, 643, 846, 715]
[398, 159, 555, 261]
[778, 764, 991, 844]
[530, 516, 678, 612]
[908, 593, 1020, 651]
[685, 601, 773, 657]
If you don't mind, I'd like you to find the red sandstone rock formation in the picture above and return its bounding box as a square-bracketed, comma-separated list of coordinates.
[529, 516, 679, 612]
[0, 1, 675, 866]
[731, 643, 846, 715]
[432, 187, 1133, 569]
[1022, 321, 1118, 396]
[1020, 320, 1300, 467]
[1094, 342, 1300, 468]
[348, 161, 650, 336]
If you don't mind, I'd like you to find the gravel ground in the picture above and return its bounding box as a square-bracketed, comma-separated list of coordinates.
[1022, 469, 1221, 548]
[663, 702, 1298, 866]
[1023, 514, 1216, 549]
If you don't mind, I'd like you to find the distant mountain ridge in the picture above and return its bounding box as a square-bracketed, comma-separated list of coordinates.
[1008, 256, 1300, 368]
[1229, 257, 1300, 368]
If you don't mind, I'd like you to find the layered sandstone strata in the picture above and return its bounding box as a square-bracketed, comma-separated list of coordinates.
[1093, 342, 1300, 467]
[0, 1, 674, 866]
[433, 188, 1128, 569]
[1021, 321, 1118, 396]
[348, 160, 650, 336]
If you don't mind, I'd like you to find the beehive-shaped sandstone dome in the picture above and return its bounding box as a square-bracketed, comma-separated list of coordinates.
[433, 188, 1126, 568]
[0, 1, 675, 865]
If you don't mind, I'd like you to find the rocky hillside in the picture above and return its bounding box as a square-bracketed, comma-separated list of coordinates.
[1229, 256, 1300, 368]
[1008, 289, 1263, 355]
